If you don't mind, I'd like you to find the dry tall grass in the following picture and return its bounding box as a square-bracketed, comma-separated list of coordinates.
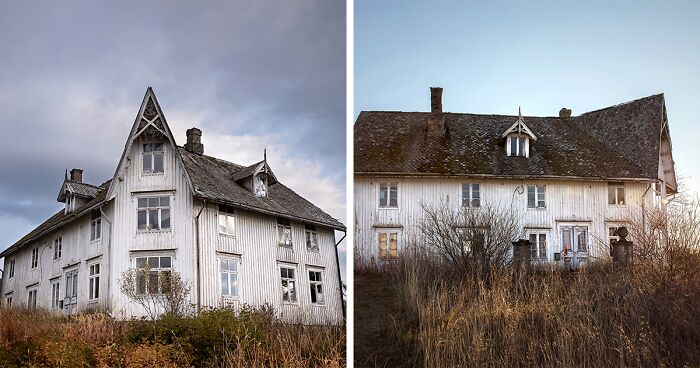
[0, 306, 345, 367]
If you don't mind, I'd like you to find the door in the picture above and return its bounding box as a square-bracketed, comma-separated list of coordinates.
[64, 269, 78, 313]
[560, 226, 588, 269]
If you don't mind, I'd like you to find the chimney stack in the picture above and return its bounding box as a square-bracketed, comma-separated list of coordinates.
[70, 168, 83, 183]
[184, 127, 204, 155]
[559, 108, 572, 118]
[428, 87, 446, 137]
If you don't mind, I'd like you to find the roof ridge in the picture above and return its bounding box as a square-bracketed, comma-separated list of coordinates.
[65, 179, 102, 189]
[177, 145, 246, 169]
[581, 93, 664, 116]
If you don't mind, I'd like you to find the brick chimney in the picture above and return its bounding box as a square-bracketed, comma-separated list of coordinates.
[184, 127, 204, 155]
[427, 87, 445, 137]
[559, 108, 572, 118]
[70, 168, 83, 183]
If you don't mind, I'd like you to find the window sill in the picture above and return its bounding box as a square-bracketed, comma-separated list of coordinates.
[526, 207, 547, 211]
[306, 248, 320, 253]
[282, 301, 299, 306]
[142, 172, 165, 177]
[278, 244, 294, 249]
[136, 229, 172, 234]
[90, 239, 101, 244]
[219, 233, 236, 239]
[378, 207, 399, 210]
[311, 303, 326, 307]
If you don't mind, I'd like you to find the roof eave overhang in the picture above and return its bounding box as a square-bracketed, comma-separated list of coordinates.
[354, 171, 657, 183]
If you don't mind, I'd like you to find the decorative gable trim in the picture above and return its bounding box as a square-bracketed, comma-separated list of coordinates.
[500, 107, 537, 141]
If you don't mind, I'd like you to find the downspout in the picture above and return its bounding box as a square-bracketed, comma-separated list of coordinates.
[641, 183, 652, 232]
[194, 200, 207, 313]
[100, 205, 112, 314]
[334, 231, 347, 320]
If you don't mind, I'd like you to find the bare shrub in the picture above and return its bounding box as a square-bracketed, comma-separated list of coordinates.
[120, 266, 192, 320]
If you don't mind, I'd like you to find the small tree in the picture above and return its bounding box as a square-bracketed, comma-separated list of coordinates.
[120, 266, 191, 320]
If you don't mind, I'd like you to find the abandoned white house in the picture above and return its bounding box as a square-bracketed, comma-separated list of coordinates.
[354, 87, 677, 267]
[0, 88, 345, 324]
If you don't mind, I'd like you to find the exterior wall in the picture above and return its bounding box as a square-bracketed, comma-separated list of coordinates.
[1, 209, 107, 312]
[354, 176, 656, 265]
[197, 201, 344, 325]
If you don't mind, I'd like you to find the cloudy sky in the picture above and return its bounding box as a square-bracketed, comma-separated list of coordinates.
[0, 1, 347, 277]
[356, 0, 700, 195]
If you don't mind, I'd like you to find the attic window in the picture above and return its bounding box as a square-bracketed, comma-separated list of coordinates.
[507, 135, 528, 157]
[143, 143, 164, 174]
[254, 175, 267, 197]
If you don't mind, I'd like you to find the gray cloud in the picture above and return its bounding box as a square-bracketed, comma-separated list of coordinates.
[0, 1, 347, 276]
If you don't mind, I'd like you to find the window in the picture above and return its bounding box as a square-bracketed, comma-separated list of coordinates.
[277, 218, 293, 247]
[254, 175, 267, 197]
[379, 183, 398, 208]
[65, 269, 78, 307]
[508, 135, 527, 157]
[137, 196, 171, 231]
[31, 248, 39, 269]
[608, 226, 621, 255]
[219, 258, 239, 299]
[280, 266, 297, 303]
[89, 263, 100, 300]
[309, 269, 325, 305]
[27, 289, 37, 310]
[527, 185, 546, 208]
[91, 212, 102, 241]
[529, 233, 547, 260]
[608, 183, 625, 205]
[218, 205, 235, 236]
[135, 256, 172, 295]
[8, 260, 14, 278]
[53, 237, 62, 260]
[456, 227, 485, 254]
[461, 183, 481, 207]
[378, 232, 398, 259]
[142, 143, 164, 173]
[51, 281, 60, 309]
[305, 224, 319, 251]
[5, 296, 12, 308]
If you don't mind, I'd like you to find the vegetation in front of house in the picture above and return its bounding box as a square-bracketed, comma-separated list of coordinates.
[355, 196, 700, 368]
[0, 306, 345, 367]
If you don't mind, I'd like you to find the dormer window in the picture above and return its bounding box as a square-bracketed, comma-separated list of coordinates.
[254, 175, 267, 197]
[143, 143, 164, 174]
[507, 134, 528, 157]
[501, 107, 537, 158]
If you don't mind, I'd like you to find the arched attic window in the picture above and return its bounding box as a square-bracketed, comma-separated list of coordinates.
[501, 107, 537, 158]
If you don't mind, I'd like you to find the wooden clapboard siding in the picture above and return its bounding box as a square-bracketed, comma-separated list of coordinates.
[355, 175, 655, 265]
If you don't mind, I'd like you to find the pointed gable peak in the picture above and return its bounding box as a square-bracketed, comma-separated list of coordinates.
[501, 107, 537, 141]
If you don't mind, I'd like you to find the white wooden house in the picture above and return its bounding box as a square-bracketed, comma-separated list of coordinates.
[0, 88, 345, 325]
[354, 87, 677, 267]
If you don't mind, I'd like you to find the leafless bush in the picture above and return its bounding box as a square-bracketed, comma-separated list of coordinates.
[120, 266, 192, 320]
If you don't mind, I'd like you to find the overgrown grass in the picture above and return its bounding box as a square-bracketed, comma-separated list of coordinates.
[356, 252, 700, 367]
[0, 305, 345, 367]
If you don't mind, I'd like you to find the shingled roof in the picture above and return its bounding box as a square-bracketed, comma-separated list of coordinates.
[178, 147, 345, 230]
[355, 94, 667, 181]
[57, 180, 101, 202]
[0, 180, 111, 258]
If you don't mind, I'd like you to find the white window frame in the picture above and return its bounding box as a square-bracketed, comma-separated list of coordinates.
[305, 224, 319, 251]
[219, 256, 240, 300]
[218, 205, 236, 237]
[88, 263, 100, 300]
[64, 269, 79, 308]
[8, 259, 15, 278]
[378, 183, 398, 209]
[27, 288, 37, 310]
[91, 213, 102, 241]
[51, 280, 60, 309]
[507, 134, 529, 157]
[308, 267, 325, 306]
[53, 237, 62, 260]
[527, 185, 546, 209]
[142, 143, 165, 174]
[608, 183, 626, 205]
[377, 230, 399, 260]
[137, 195, 171, 231]
[31, 247, 39, 269]
[133, 254, 173, 295]
[528, 232, 548, 261]
[254, 174, 268, 197]
[279, 264, 298, 304]
[461, 183, 481, 207]
[277, 218, 293, 247]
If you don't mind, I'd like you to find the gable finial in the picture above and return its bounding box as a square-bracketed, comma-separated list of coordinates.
[65, 168, 68, 181]
[264, 148, 267, 162]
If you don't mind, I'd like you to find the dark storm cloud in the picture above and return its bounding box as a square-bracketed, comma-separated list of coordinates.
[0, 0, 347, 275]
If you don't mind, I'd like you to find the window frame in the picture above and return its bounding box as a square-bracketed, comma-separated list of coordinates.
[254, 174, 268, 197]
[377, 230, 399, 260]
[31, 247, 39, 269]
[218, 256, 240, 300]
[133, 255, 173, 295]
[88, 263, 100, 301]
[528, 232, 548, 261]
[461, 183, 481, 208]
[308, 267, 326, 306]
[27, 288, 37, 310]
[91, 212, 102, 242]
[218, 205, 236, 237]
[64, 269, 79, 307]
[51, 280, 60, 309]
[279, 264, 299, 304]
[277, 218, 293, 247]
[8, 259, 14, 279]
[378, 183, 399, 209]
[53, 237, 62, 260]
[142, 143, 165, 174]
[608, 183, 626, 205]
[507, 134, 529, 157]
[136, 195, 172, 232]
[527, 185, 547, 209]
[5, 294, 12, 308]
[305, 224, 319, 251]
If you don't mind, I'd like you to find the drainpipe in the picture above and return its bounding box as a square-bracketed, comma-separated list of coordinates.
[100, 205, 113, 314]
[194, 200, 207, 313]
[641, 183, 652, 232]
[334, 230, 347, 321]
